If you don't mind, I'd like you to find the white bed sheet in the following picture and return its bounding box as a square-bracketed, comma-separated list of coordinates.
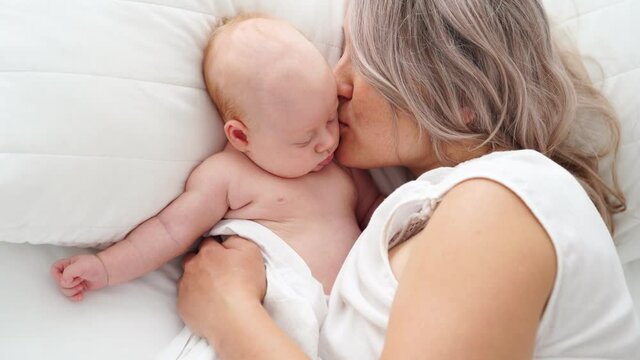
[0, 242, 182, 359]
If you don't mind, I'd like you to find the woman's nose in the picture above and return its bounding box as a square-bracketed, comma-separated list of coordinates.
[336, 82, 353, 101]
[334, 57, 353, 100]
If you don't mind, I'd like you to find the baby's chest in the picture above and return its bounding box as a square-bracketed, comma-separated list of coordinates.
[228, 165, 356, 218]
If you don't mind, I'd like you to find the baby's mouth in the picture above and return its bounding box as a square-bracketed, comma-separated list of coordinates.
[319, 153, 334, 166]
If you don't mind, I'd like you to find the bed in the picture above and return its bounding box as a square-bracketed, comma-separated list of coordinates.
[0, 1, 638, 359]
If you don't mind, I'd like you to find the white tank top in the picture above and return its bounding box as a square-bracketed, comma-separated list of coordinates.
[319, 150, 640, 359]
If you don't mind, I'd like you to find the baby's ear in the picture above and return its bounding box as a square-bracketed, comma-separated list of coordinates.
[224, 119, 250, 152]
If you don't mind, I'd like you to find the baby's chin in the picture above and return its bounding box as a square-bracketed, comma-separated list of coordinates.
[267, 166, 316, 179]
[312, 159, 336, 173]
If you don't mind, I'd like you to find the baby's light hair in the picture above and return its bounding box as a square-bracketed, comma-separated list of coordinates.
[203, 12, 271, 123]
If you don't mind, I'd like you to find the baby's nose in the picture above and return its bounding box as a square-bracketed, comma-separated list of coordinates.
[315, 130, 335, 153]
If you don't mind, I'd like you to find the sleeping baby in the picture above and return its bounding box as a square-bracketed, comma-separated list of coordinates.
[51, 14, 382, 359]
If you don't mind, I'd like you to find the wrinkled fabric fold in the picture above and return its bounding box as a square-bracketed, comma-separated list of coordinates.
[156, 219, 327, 360]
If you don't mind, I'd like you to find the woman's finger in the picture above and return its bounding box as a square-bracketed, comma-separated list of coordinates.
[198, 237, 223, 252]
[184, 238, 224, 267]
[181, 252, 196, 269]
[221, 235, 259, 251]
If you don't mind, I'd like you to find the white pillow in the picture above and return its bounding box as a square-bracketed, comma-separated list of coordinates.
[2, 1, 637, 263]
[542, 1, 640, 264]
[0, 0, 344, 247]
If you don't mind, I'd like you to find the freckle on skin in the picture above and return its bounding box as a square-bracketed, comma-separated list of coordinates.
[277, 197, 286, 204]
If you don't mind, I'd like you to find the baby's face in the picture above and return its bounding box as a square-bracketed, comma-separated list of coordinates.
[245, 67, 340, 178]
[211, 18, 341, 178]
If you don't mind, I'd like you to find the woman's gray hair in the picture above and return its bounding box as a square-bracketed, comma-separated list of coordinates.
[347, 0, 625, 233]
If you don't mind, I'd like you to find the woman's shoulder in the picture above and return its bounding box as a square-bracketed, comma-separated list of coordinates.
[426, 149, 575, 188]
[423, 149, 589, 217]
[424, 175, 556, 266]
[374, 150, 590, 250]
[434, 149, 607, 238]
[408, 148, 615, 271]
[384, 175, 556, 358]
[461, 149, 566, 174]
[377, 149, 607, 257]
[427, 149, 620, 308]
[421, 154, 638, 358]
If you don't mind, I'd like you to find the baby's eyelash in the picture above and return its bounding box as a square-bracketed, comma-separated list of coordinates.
[295, 139, 312, 147]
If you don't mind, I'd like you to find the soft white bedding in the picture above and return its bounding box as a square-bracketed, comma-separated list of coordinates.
[0, 0, 638, 359]
[0, 242, 182, 359]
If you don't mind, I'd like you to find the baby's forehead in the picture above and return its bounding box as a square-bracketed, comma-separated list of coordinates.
[262, 97, 336, 136]
[220, 20, 316, 82]
[245, 21, 324, 65]
[228, 19, 304, 55]
[213, 17, 334, 127]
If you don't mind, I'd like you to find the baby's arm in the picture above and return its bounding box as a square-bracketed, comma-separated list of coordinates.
[51, 155, 233, 301]
[349, 168, 385, 229]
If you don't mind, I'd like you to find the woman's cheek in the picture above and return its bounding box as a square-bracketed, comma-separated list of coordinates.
[335, 138, 356, 167]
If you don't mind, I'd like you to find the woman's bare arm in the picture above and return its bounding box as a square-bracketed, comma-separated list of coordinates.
[381, 178, 556, 359]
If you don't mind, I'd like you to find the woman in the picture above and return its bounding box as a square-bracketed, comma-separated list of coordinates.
[177, 0, 640, 359]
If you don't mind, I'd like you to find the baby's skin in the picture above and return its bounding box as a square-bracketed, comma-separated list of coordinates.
[51, 16, 382, 299]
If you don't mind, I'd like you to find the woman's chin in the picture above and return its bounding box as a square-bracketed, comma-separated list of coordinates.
[334, 147, 351, 166]
[336, 146, 397, 170]
[335, 146, 365, 168]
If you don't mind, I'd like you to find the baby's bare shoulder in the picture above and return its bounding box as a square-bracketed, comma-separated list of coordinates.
[200, 151, 244, 171]
[186, 150, 248, 190]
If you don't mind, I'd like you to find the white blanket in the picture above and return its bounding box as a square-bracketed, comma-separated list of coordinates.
[156, 220, 328, 360]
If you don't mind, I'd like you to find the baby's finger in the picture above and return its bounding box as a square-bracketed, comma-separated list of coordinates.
[61, 263, 86, 288]
[61, 273, 84, 289]
[60, 283, 85, 298]
[50, 259, 72, 281]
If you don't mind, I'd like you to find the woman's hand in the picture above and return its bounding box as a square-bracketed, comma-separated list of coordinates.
[177, 236, 266, 341]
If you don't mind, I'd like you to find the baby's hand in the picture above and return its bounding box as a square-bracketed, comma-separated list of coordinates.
[51, 254, 109, 302]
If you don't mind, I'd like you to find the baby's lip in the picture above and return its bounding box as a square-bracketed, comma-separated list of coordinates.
[320, 153, 334, 166]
